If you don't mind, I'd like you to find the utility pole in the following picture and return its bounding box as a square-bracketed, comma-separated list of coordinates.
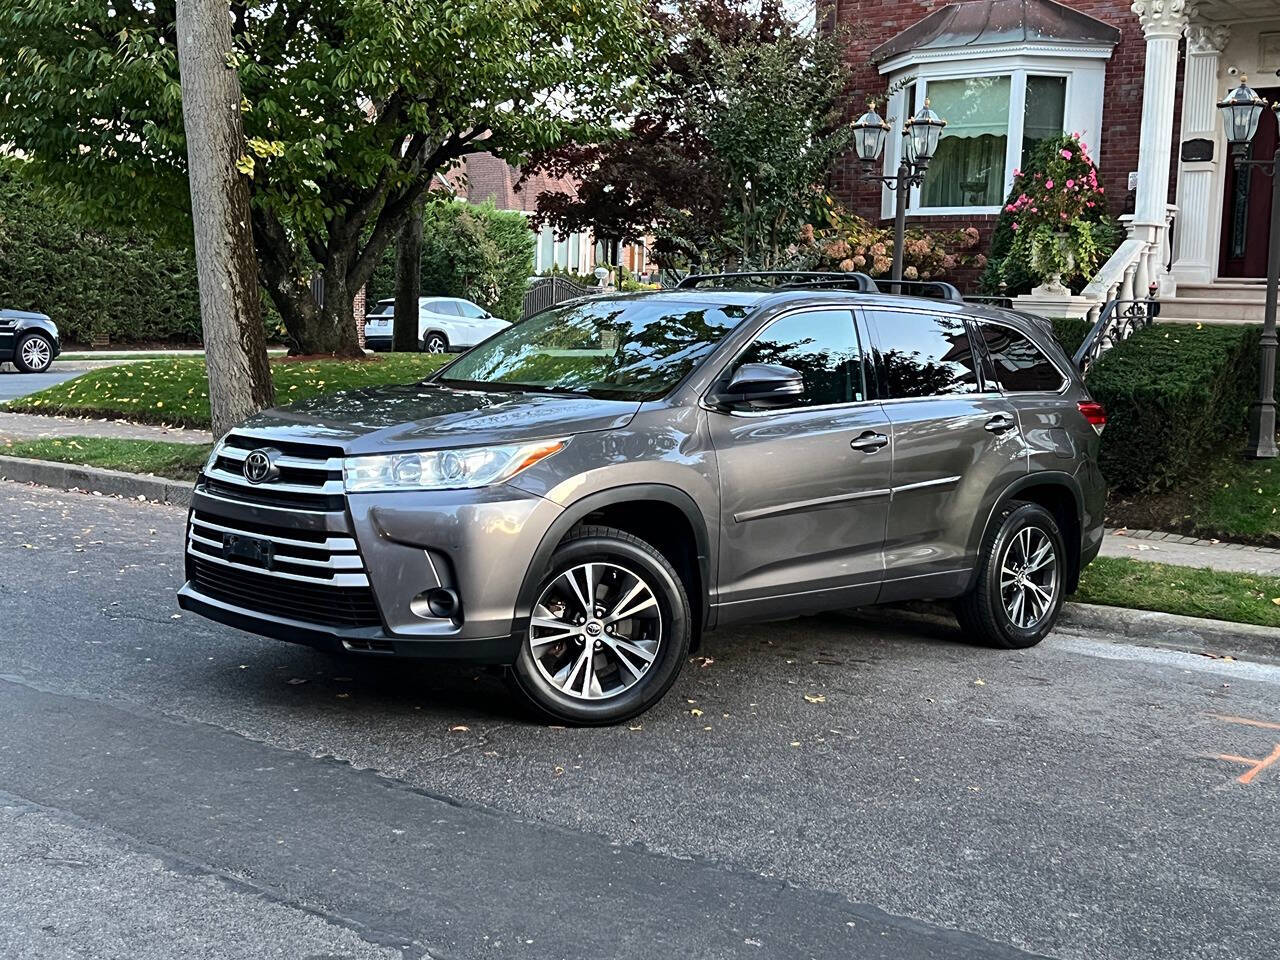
[177, 0, 275, 437]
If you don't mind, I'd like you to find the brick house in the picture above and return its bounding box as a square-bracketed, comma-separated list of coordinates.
[448, 152, 653, 279]
[827, 0, 1279, 321]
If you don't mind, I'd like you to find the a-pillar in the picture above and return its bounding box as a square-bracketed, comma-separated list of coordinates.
[1131, 0, 1194, 294]
[1172, 21, 1230, 285]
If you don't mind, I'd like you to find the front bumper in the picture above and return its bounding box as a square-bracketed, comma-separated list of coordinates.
[180, 473, 563, 662]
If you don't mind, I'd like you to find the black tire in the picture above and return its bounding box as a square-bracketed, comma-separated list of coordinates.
[956, 501, 1066, 649]
[421, 331, 448, 354]
[509, 525, 691, 725]
[13, 332, 54, 373]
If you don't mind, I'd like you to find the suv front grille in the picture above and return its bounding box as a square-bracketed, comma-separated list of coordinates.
[186, 510, 381, 628]
[199, 433, 346, 512]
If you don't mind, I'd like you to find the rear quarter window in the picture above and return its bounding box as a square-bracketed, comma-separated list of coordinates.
[978, 323, 1067, 392]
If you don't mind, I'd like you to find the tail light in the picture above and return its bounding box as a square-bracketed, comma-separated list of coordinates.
[1077, 400, 1106, 435]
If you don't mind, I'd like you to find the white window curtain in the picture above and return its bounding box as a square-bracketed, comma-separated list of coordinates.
[921, 75, 1012, 208]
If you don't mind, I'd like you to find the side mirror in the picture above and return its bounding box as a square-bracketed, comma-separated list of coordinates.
[712, 363, 805, 409]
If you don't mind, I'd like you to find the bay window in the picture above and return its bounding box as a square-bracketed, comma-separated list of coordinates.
[878, 50, 1108, 217]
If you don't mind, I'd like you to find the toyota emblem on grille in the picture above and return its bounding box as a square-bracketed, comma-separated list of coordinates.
[243, 448, 281, 484]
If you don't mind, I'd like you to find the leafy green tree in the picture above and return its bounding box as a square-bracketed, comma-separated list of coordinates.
[527, 0, 852, 270]
[0, 0, 652, 355]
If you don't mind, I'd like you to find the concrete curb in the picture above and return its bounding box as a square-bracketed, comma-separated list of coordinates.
[1059, 602, 1279, 660]
[0, 455, 191, 507]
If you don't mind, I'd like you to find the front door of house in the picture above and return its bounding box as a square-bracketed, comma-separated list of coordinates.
[1219, 87, 1279, 278]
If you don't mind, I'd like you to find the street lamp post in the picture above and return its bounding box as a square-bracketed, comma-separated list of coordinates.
[1218, 77, 1280, 459]
[849, 99, 947, 285]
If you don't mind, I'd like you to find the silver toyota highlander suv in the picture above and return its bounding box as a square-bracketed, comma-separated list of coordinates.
[179, 272, 1107, 725]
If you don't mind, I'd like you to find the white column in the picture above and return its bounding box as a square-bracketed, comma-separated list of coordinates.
[1131, 0, 1194, 297]
[1171, 21, 1230, 284]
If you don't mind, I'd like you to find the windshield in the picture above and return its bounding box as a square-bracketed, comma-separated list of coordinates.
[436, 297, 749, 400]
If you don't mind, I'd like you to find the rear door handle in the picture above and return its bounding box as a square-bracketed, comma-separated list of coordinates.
[850, 431, 889, 452]
[985, 414, 1016, 434]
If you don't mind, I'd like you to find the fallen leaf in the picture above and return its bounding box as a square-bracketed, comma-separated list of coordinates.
[690, 708, 704, 717]
[286, 678, 307, 685]
[628, 725, 642, 731]
[803, 693, 826, 704]
[336, 692, 350, 699]
[974, 678, 986, 686]
[449, 724, 470, 732]
[553, 765, 565, 777]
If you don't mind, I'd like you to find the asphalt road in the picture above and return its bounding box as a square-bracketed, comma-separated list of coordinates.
[0, 367, 80, 403]
[2, 480, 1278, 960]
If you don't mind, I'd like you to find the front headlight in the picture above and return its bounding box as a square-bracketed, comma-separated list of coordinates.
[342, 438, 567, 493]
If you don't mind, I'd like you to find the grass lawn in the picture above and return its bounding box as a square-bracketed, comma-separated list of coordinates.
[1075, 555, 1280, 629]
[7, 353, 451, 429]
[1, 436, 213, 481]
[1107, 451, 1280, 547]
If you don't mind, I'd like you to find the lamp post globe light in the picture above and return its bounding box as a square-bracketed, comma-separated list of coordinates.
[1217, 77, 1280, 459]
[849, 98, 947, 285]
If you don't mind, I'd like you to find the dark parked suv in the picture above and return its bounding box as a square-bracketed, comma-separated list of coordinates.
[179, 273, 1106, 724]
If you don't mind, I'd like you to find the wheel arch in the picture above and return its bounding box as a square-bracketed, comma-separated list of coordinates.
[971, 473, 1085, 593]
[513, 484, 713, 648]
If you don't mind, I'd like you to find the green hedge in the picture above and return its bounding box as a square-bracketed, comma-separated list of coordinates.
[0, 158, 203, 345]
[1087, 324, 1261, 494]
[1050, 317, 1093, 357]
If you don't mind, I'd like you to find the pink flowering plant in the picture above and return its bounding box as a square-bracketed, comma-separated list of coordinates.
[1004, 133, 1110, 287]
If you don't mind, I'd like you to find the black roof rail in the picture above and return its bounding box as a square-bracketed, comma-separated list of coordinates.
[675, 271, 879, 293]
[872, 278, 965, 303]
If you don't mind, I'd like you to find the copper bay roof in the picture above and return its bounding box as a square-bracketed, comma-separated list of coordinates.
[871, 0, 1122, 65]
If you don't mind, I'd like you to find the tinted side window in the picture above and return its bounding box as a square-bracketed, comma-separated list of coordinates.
[457, 301, 488, 318]
[871, 311, 979, 398]
[733, 310, 863, 408]
[426, 300, 460, 316]
[979, 324, 1066, 392]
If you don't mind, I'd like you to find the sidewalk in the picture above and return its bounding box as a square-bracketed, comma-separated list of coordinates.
[0, 411, 212, 445]
[1101, 528, 1280, 577]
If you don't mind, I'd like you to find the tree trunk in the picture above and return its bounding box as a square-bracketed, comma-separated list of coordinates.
[176, 0, 275, 437]
[393, 203, 423, 352]
[315, 263, 364, 358]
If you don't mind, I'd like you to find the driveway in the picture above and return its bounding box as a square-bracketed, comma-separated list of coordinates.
[1, 480, 1277, 960]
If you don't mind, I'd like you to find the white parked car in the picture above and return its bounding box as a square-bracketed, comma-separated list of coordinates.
[364, 297, 510, 353]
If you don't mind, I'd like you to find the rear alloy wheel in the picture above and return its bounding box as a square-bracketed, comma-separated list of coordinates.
[510, 525, 690, 725]
[14, 333, 53, 373]
[422, 332, 448, 354]
[956, 501, 1066, 649]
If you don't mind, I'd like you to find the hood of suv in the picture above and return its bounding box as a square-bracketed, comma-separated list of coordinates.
[231, 382, 641, 455]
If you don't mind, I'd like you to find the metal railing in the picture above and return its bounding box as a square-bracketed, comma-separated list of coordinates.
[1072, 294, 1160, 374]
[521, 276, 595, 320]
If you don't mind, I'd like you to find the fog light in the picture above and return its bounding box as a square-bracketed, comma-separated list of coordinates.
[411, 587, 460, 620]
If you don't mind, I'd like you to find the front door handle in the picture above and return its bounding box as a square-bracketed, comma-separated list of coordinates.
[985, 413, 1017, 434]
[850, 431, 889, 452]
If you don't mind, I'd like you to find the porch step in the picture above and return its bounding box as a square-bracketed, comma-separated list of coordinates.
[1157, 286, 1268, 324]
[1172, 281, 1268, 301]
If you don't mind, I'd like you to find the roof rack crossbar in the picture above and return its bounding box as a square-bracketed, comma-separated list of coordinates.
[675, 271, 879, 293]
[870, 279, 965, 303]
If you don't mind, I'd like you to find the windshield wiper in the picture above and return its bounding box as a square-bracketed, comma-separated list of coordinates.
[439, 378, 593, 397]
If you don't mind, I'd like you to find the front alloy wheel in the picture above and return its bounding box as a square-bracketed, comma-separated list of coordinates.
[529, 561, 662, 701]
[422, 332, 448, 354]
[511, 525, 690, 724]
